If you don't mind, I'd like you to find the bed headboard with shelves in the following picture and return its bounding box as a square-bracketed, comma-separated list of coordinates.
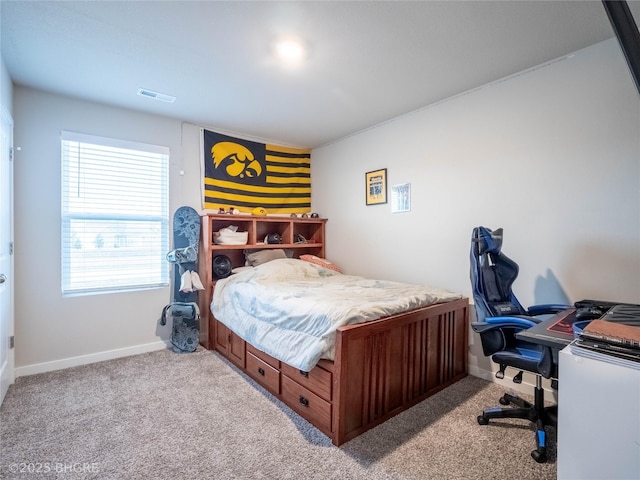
[197, 214, 327, 348]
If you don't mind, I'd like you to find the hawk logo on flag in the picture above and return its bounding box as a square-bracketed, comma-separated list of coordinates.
[211, 141, 263, 179]
[202, 130, 311, 214]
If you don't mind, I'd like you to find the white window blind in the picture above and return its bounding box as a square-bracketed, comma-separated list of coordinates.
[61, 131, 169, 295]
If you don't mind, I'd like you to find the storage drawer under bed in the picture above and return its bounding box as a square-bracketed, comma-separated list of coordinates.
[246, 343, 281, 369]
[280, 363, 332, 402]
[246, 352, 280, 395]
[281, 375, 332, 433]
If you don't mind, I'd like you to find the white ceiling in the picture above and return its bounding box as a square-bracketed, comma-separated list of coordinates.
[0, 1, 632, 148]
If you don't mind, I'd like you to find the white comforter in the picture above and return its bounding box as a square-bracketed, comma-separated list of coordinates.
[212, 258, 462, 371]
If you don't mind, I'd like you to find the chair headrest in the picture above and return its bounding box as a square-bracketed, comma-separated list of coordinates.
[476, 226, 503, 255]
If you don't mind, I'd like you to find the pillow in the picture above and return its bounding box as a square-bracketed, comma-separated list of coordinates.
[244, 249, 287, 266]
[299, 254, 342, 273]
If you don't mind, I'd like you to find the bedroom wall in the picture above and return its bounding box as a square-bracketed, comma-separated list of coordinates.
[311, 38, 640, 386]
[10, 38, 639, 385]
[11, 89, 203, 375]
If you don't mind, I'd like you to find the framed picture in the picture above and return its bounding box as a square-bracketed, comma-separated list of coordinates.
[391, 183, 411, 213]
[365, 168, 387, 205]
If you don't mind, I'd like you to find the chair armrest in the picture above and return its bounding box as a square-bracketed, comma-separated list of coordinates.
[486, 316, 538, 328]
[526, 304, 571, 315]
[473, 316, 538, 333]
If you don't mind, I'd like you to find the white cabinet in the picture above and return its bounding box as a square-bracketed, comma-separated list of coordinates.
[558, 346, 640, 480]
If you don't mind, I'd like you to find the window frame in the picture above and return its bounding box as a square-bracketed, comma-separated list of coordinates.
[61, 131, 170, 296]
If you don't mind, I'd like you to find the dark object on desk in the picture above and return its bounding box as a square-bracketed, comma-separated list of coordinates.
[573, 298, 619, 320]
[547, 299, 620, 335]
[574, 298, 620, 311]
[602, 303, 640, 326]
[469, 226, 570, 463]
[575, 307, 605, 320]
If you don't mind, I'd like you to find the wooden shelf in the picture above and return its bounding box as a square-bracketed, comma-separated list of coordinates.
[210, 242, 324, 251]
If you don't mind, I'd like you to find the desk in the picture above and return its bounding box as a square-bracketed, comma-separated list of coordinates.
[515, 308, 576, 352]
[517, 306, 640, 478]
[516, 301, 636, 356]
[515, 308, 583, 377]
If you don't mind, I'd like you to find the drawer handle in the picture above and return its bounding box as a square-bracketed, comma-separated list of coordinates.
[299, 370, 309, 378]
[258, 367, 265, 376]
[299, 396, 309, 407]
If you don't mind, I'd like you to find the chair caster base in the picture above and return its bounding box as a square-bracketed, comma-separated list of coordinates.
[476, 390, 554, 463]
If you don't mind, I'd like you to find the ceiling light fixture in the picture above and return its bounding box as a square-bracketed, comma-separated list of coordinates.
[137, 88, 176, 103]
[274, 38, 306, 62]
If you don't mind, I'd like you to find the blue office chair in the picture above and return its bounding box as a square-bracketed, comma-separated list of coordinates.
[470, 226, 569, 463]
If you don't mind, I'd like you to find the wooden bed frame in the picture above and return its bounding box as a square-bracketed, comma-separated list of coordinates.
[208, 296, 469, 446]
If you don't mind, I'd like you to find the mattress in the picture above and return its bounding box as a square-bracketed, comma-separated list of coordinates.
[211, 258, 462, 371]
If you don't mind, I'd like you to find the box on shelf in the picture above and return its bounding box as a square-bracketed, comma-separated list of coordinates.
[213, 227, 249, 245]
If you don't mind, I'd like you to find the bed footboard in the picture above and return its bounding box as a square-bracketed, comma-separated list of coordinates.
[332, 297, 469, 445]
[210, 297, 468, 446]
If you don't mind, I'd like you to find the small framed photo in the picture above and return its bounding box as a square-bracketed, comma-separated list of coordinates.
[391, 183, 411, 213]
[365, 168, 387, 205]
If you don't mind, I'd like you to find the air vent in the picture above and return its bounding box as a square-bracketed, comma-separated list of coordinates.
[137, 88, 176, 103]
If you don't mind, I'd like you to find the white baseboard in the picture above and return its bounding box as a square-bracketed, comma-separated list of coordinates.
[15, 341, 168, 378]
[468, 365, 557, 400]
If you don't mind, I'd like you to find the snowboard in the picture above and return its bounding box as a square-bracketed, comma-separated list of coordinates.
[168, 206, 201, 303]
[162, 206, 201, 353]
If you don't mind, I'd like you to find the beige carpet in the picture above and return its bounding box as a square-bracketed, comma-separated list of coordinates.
[0, 347, 557, 479]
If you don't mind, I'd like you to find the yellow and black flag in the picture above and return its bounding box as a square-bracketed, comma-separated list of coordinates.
[202, 129, 311, 214]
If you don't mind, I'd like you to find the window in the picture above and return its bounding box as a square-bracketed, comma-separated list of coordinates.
[61, 131, 169, 295]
